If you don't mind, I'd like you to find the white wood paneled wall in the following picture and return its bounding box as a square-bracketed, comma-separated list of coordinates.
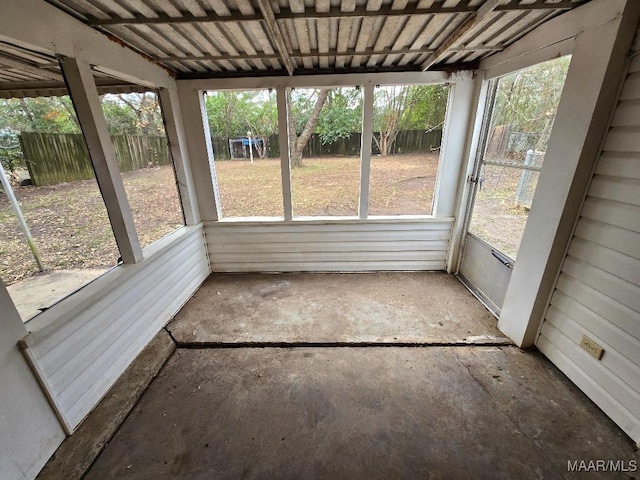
[537, 29, 640, 444]
[206, 218, 453, 272]
[20, 226, 209, 433]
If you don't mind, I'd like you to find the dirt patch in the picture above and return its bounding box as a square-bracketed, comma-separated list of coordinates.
[215, 153, 441, 217]
[0, 166, 182, 284]
[469, 165, 537, 259]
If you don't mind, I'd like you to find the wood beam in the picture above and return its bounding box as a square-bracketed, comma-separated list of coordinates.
[0, 0, 174, 89]
[157, 88, 200, 226]
[157, 45, 504, 63]
[176, 85, 222, 222]
[0, 55, 62, 81]
[85, 1, 585, 26]
[358, 84, 374, 219]
[421, 0, 503, 71]
[276, 87, 293, 219]
[60, 56, 143, 263]
[0, 79, 153, 99]
[256, 0, 295, 76]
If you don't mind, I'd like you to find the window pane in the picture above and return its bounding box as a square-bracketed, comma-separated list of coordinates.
[469, 56, 571, 259]
[289, 87, 362, 217]
[0, 94, 119, 322]
[205, 90, 282, 218]
[100, 91, 184, 248]
[369, 84, 449, 216]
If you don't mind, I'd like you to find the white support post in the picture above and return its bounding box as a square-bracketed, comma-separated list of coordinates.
[277, 87, 293, 220]
[358, 84, 374, 219]
[498, 0, 640, 347]
[433, 71, 476, 218]
[446, 75, 490, 273]
[60, 57, 143, 264]
[176, 83, 222, 221]
[157, 88, 200, 225]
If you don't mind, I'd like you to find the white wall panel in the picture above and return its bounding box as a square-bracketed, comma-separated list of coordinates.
[205, 218, 453, 272]
[20, 225, 209, 433]
[537, 27, 640, 444]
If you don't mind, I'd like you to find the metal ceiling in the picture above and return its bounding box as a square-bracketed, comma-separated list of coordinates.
[0, 0, 589, 96]
[0, 42, 150, 98]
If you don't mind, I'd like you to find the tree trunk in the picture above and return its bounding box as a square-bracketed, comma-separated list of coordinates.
[288, 89, 329, 168]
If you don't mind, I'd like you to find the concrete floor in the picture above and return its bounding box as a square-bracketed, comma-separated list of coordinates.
[86, 347, 637, 479]
[75, 273, 638, 479]
[7, 269, 106, 321]
[168, 272, 509, 345]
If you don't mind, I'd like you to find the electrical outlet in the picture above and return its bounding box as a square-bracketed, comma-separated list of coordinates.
[580, 335, 604, 360]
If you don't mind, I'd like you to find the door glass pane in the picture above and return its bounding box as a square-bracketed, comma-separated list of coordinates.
[469, 56, 571, 260]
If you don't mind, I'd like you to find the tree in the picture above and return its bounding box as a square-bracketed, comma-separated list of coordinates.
[373, 86, 418, 156]
[490, 56, 570, 153]
[0, 127, 24, 175]
[0, 96, 80, 133]
[316, 88, 362, 145]
[403, 84, 449, 132]
[287, 88, 328, 168]
[244, 91, 278, 158]
[102, 93, 164, 136]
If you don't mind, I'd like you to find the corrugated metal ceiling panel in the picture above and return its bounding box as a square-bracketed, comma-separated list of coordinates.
[0, 0, 589, 96]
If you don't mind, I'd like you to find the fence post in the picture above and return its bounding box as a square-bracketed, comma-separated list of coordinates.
[516, 149, 534, 205]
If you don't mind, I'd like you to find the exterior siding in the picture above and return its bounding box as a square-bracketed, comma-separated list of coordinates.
[537, 31, 640, 444]
[205, 218, 453, 272]
[20, 225, 209, 433]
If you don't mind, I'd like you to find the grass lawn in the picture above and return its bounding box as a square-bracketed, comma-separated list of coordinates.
[214, 153, 440, 217]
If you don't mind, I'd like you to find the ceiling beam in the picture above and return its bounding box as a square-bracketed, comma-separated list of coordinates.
[421, 0, 503, 71]
[157, 45, 504, 63]
[255, 0, 295, 76]
[0, 55, 63, 81]
[0, 79, 151, 98]
[85, 1, 586, 26]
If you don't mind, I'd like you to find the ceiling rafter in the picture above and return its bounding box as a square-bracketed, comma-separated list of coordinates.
[84, 1, 585, 27]
[156, 45, 504, 63]
[255, 0, 295, 76]
[420, 0, 504, 71]
[0, 55, 63, 81]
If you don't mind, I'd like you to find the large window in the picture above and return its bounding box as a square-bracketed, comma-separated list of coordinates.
[205, 90, 283, 217]
[203, 83, 451, 220]
[100, 90, 184, 248]
[0, 94, 120, 322]
[289, 87, 362, 217]
[468, 57, 571, 259]
[369, 84, 449, 216]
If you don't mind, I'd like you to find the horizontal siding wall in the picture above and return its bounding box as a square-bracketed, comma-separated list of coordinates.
[205, 218, 453, 272]
[20, 225, 209, 433]
[537, 34, 640, 444]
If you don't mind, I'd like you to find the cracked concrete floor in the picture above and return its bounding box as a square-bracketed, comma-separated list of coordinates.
[167, 272, 509, 345]
[83, 273, 637, 479]
[86, 346, 637, 479]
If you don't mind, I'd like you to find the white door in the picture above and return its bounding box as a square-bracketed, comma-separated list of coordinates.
[458, 57, 570, 315]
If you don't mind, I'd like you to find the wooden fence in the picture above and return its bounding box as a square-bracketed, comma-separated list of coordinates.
[19, 129, 443, 186]
[20, 133, 171, 186]
[219, 129, 442, 160]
